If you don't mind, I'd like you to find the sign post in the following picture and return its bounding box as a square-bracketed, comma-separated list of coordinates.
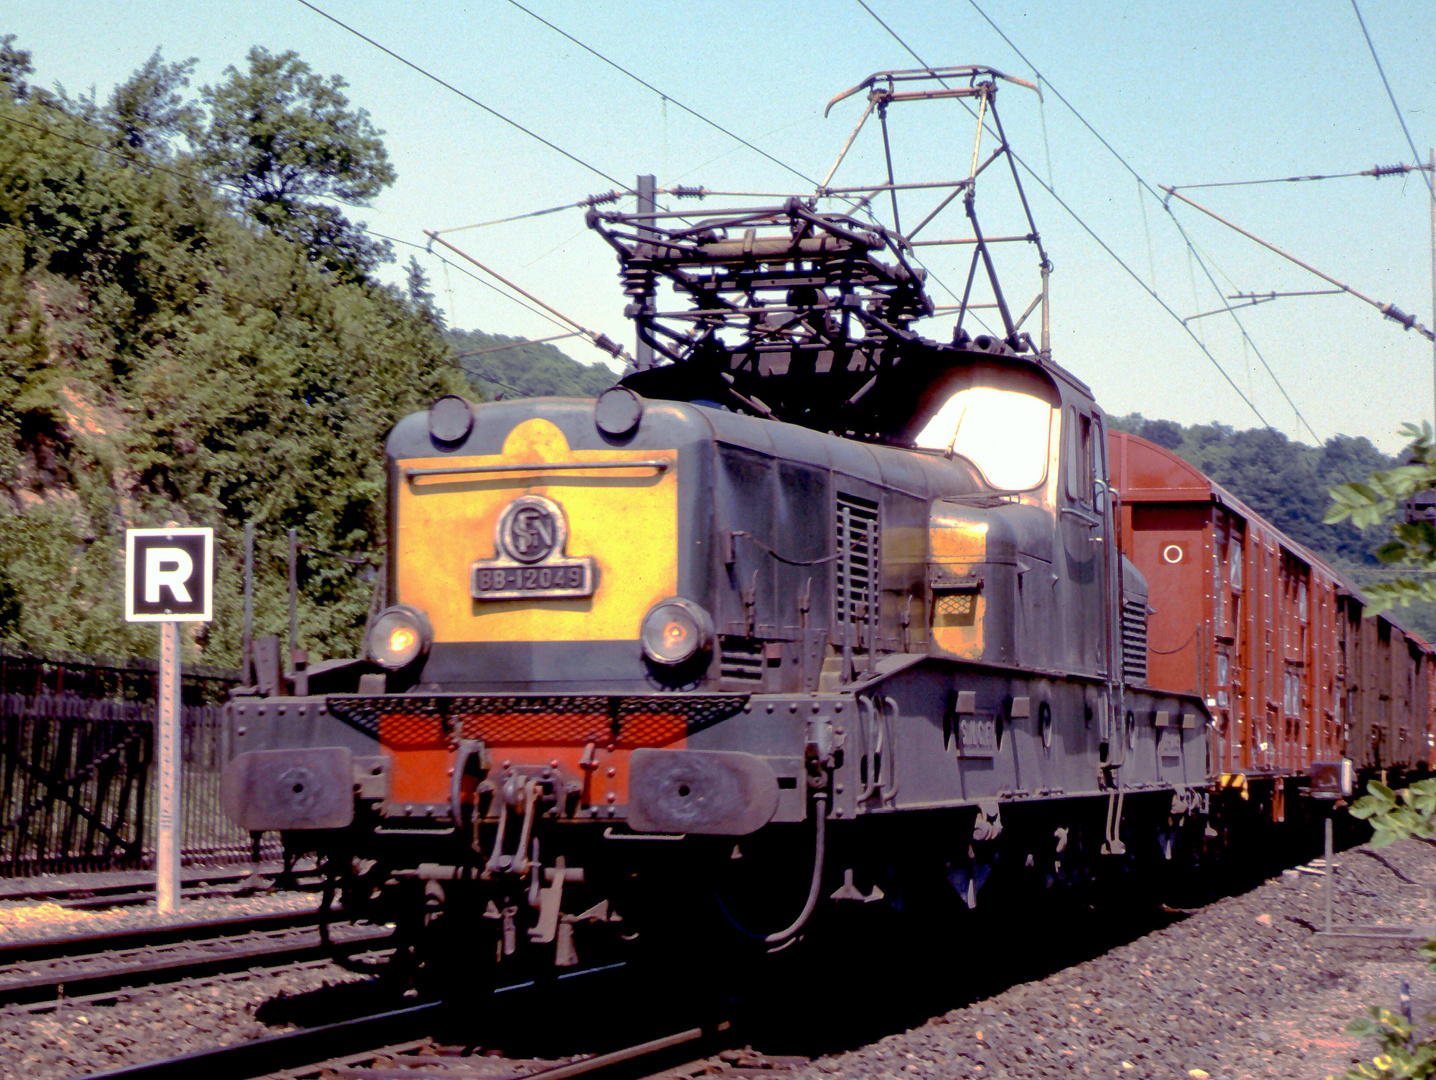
[125, 527, 213, 913]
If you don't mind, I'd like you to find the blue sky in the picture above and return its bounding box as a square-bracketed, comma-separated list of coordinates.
[7, 1, 1435, 453]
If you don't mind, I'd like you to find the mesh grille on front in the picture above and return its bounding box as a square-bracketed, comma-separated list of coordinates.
[328, 693, 749, 747]
[377, 712, 447, 748]
[937, 594, 975, 617]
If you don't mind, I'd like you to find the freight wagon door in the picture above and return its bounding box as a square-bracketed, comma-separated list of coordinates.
[1128, 504, 1207, 697]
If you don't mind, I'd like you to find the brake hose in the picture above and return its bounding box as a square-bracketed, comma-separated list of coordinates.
[716, 790, 829, 947]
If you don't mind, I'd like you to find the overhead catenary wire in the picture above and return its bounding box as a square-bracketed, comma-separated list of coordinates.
[293, 0, 624, 188]
[1160, 203, 1325, 446]
[426, 231, 632, 366]
[497, 0, 892, 245]
[499, 0, 822, 190]
[452, 332, 582, 358]
[1170, 162, 1435, 190]
[955, 0, 1313, 438]
[0, 112, 612, 387]
[1184, 289, 1345, 322]
[1, 108, 422, 262]
[1349, 0, 1435, 201]
[1162, 186, 1435, 343]
[291, 0, 720, 341]
[2, 53, 642, 381]
[370, 0, 994, 337]
[434, 193, 624, 237]
[854, 0, 1274, 430]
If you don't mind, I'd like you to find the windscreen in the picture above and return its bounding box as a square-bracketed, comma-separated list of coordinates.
[914, 386, 1055, 491]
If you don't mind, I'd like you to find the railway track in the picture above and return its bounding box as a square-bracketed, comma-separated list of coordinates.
[0, 910, 391, 1010]
[0, 866, 323, 910]
[75, 956, 810, 1080]
[83, 1013, 808, 1080]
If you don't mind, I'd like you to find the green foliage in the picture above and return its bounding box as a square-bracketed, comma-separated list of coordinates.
[0, 68, 462, 667]
[1340, 1007, 1436, 1078]
[0, 34, 32, 102]
[446, 328, 620, 399]
[406, 256, 445, 331]
[1349, 778, 1436, 847]
[103, 49, 200, 157]
[1325, 423, 1436, 613]
[1110, 412, 1390, 565]
[190, 46, 396, 281]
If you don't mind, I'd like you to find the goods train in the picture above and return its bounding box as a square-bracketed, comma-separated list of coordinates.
[219, 67, 1433, 972]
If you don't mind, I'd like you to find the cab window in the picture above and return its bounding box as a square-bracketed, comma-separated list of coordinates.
[914, 386, 1054, 491]
[1066, 409, 1097, 504]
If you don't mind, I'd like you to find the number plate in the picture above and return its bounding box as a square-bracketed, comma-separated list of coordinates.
[471, 559, 595, 600]
[956, 716, 1000, 758]
[1158, 728, 1182, 766]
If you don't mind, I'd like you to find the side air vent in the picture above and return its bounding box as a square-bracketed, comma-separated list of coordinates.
[1121, 597, 1148, 684]
[835, 494, 880, 648]
[719, 636, 764, 683]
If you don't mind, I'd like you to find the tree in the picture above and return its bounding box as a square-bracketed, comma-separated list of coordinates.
[104, 49, 200, 157]
[0, 79, 462, 664]
[190, 47, 395, 280]
[1326, 422, 1436, 611]
[446, 328, 620, 399]
[0, 34, 32, 102]
[406, 256, 445, 330]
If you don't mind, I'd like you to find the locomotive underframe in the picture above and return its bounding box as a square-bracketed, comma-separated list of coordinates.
[224, 657, 1211, 968]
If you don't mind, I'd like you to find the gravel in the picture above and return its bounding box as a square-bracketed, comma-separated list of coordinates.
[787, 838, 1436, 1080]
[0, 882, 381, 1079]
[0, 891, 319, 943]
[1, 840, 1432, 1079]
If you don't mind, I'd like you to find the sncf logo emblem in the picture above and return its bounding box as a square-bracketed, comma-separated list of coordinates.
[472, 494, 596, 602]
[502, 500, 559, 563]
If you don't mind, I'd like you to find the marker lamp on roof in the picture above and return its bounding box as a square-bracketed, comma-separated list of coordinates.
[368, 605, 433, 670]
[640, 598, 714, 667]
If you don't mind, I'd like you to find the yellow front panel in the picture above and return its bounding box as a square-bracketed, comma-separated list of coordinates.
[930, 516, 989, 561]
[930, 514, 988, 658]
[396, 418, 679, 642]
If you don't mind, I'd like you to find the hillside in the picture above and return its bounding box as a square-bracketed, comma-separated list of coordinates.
[445, 328, 621, 400]
[0, 70, 462, 666]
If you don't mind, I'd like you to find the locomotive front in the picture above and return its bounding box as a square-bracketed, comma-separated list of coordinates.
[222, 387, 984, 966]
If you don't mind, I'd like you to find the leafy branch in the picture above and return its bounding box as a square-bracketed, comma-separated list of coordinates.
[1349, 778, 1436, 847]
[1326, 422, 1436, 611]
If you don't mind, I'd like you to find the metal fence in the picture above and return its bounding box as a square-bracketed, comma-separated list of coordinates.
[0, 647, 280, 876]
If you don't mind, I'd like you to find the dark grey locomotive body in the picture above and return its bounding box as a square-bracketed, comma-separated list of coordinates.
[222, 347, 1208, 966]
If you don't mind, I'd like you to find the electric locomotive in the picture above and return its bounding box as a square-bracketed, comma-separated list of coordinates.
[220, 68, 1210, 968]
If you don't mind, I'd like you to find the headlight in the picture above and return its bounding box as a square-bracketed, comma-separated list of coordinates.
[368, 605, 433, 670]
[640, 598, 714, 666]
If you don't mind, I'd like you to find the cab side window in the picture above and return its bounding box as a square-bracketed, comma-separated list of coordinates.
[1066, 408, 1096, 505]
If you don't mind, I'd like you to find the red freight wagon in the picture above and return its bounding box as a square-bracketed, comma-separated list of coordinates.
[1109, 431, 1434, 782]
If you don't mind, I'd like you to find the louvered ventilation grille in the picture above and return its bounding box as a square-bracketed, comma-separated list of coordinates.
[720, 636, 764, 683]
[835, 494, 880, 638]
[1122, 598, 1148, 683]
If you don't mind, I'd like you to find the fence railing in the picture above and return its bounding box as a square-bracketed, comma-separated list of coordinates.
[0, 648, 281, 876]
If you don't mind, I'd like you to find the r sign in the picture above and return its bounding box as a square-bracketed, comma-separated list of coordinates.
[125, 528, 214, 622]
